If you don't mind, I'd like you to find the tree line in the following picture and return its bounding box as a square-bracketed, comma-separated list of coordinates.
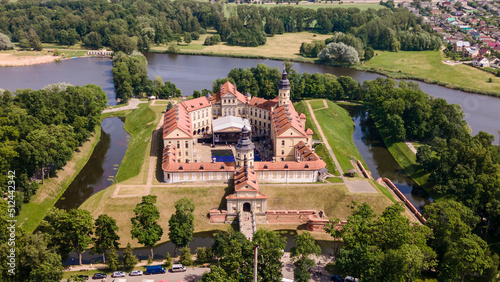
[0, 84, 106, 215]
[0, 0, 441, 51]
[112, 51, 181, 102]
[212, 63, 362, 102]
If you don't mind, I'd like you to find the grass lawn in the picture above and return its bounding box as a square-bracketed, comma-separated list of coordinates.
[151, 32, 331, 62]
[314, 100, 368, 173]
[80, 184, 231, 248]
[315, 143, 339, 176]
[16, 127, 101, 233]
[309, 99, 325, 110]
[80, 183, 393, 248]
[260, 184, 393, 220]
[114, 104, 157, 183]
[364, 50, 500, 95]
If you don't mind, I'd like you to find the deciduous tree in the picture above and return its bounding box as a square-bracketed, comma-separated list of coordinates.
[131, 195, 163, 258]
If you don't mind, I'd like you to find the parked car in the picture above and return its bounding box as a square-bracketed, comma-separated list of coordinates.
[345, 276, 358, 282]
[171, 264, 187, 272]
[92, 273, 107, 279]
[77, 275, 89, 280]
[112, 271, 126, 278]
[145, 265, 166, 274]
[331, 275, 343, 282]
[129, 270, 143, 276]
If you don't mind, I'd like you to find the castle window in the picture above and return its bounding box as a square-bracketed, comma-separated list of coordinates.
[282, 140, 285, 146]
[177, 141, 180, 149]
[281, 150, 284, 155]
[185, 141, 189, 148]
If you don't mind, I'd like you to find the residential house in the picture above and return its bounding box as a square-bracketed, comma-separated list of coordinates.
[479, 48, 491, 56]
[472, 56, 490, 67]
[454, 40, 471, 51]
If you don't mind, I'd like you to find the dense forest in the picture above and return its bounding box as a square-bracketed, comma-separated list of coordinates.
[0, 0, 440, 50]
[0, 84, 107, 214]
[363, 78, 500, 245]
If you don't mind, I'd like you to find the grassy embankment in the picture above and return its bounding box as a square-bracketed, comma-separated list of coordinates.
[313, 99, 367, 173]
[362, 50, 500, 97]
[293, 101, 339, 176]
[16, 126, 102, 233]
[224, 2, 384, 14]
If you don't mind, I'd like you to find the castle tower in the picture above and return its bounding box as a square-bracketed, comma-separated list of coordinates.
[235, 125, 255, 168]
[278, 68, 291, 107]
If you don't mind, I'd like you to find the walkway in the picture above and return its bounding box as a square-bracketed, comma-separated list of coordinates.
[239, 212, 255, 241]
[305, 100, 376, 193]
[102, 98, 147, 113]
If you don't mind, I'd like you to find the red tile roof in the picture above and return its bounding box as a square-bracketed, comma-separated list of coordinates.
[271, 103, 307, 137]
[249, 97, 277, 111]
[163, 105, 193, 139]
[211, 81, 248, 104]
[234, 166, 259, 191]
[299, 113, 306, 119]
[181, 97, 211, 112]
[305, 128, 314, 135]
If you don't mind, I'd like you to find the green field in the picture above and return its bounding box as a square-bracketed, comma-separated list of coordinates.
[151, 32, 331, 62]
[309, 99, 325, 110]
[313, 100, 367, 173]
[16, 127, 101, 233]
[364, 50, 500, 95]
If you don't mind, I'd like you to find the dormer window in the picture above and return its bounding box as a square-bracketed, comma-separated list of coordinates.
[179, 165, 183, 170]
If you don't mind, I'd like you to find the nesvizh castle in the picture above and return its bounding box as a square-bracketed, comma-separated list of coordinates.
[161, 69, 327, 215]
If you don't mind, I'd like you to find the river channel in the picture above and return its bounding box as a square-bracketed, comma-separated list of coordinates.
[1, 54, 499, 263]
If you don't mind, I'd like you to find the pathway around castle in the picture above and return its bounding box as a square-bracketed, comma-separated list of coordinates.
[102, 98, 147, 113]
[305, 101, 377, 193]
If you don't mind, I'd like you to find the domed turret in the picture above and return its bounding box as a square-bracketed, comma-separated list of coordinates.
[235, 126, 255, 168]
[278, 68, 291, 107]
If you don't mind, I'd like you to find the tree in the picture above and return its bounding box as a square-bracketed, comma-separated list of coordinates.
[319, 42, 359, 65]
[364, 47, 374, 61]
[180, 247, 194, 266]
[440, 234, 492, 281]
[109, 35, 137, 55]
[106, 247, 120, 270]
[83, 32, 102, 49]
[290, 232, 321, 282]
[131, 195, 163, 258]
[61, 209, 94, 265]
[253, 229, 286, 281]
[122, 243, 138, 271]
[184, 32, 192, 44]
[166, 102, 174, 111]
[15, 232, 64, 282]
[196, 247, 213, 264]
[168, 198, 195, 256]
[201, 265, 237, 282]
[193, 90, 201, 98]
[0, 33, 14, 50]
[93, 214, 120, 263]
[164, 252, 172, 268]
[211, 231, 254, 280]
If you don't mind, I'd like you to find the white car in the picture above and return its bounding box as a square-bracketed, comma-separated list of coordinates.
[129, 270, 143, 276]
[345, 276, 359, 282]
[112, 271, 126, 278]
